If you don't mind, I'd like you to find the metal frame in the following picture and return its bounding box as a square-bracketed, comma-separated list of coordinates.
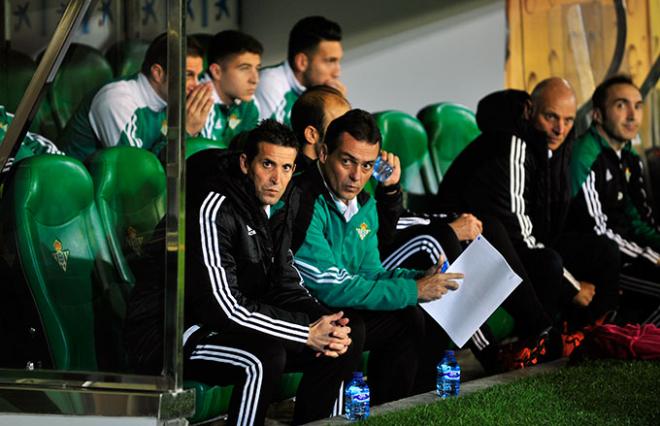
[0, 0, 192, 419]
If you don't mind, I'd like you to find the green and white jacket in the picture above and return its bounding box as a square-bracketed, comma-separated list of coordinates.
[199, 73, 260, 146]
[59, 73, 167, 160]
[288, 163, 421, 311]
[0, 105, 63, 173]
[255, 61, 305, 127]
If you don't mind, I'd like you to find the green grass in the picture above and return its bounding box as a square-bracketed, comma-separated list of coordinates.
[364, 360, 660, 425]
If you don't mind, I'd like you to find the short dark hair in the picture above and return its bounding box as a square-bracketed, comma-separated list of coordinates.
[324, 109, 381, 155]
[243, 119, 299, 163]
[141, 33, 205, 75]
[290, 85, 350, 145]
[287, 16, 342, 69]
[207, 30, 263, 67]
[592, 74, 638, 113]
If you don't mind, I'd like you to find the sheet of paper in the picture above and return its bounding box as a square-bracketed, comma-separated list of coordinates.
[420, 235, 522, 348]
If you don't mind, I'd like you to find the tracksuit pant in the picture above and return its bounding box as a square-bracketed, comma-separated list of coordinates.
[184, 324, 364, 426]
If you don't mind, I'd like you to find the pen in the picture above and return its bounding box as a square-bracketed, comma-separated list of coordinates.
[440, 259, 449, 273]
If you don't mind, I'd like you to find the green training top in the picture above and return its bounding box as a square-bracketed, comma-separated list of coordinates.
[58, 73, 167, 161]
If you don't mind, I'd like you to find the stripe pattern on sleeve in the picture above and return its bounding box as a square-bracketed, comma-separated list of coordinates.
[199, 191, 309, 343]
[509, 136, 543, 249]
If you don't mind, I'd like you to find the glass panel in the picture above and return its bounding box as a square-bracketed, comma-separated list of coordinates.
[0, 0, 191, 394]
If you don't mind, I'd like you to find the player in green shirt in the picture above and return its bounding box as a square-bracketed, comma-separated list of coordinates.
[0, 105, 63, 173]
[200, 30, 262, 146]
[59, 34, 213, 161]
[256, 16, 346, 127]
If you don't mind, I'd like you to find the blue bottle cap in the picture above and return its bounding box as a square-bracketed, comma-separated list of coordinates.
[444, 350, 454, 355]
[353, 371, 363, 379]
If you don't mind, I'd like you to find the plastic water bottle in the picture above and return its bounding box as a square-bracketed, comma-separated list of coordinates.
[344, 371, 370, 421]
[372, 156, 394, 183]
[436, 350, 460, 398]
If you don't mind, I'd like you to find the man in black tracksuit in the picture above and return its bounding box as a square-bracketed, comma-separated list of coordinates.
[438, 79, 619, 332]
[126, 120, 362, 425]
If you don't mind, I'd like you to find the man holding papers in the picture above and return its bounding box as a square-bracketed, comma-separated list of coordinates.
[284, 109, 562, 396]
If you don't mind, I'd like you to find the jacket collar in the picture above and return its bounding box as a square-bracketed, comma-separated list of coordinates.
[137, 73, 167, 111]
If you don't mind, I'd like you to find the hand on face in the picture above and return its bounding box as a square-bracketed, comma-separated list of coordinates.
[185, 82, 214, 136]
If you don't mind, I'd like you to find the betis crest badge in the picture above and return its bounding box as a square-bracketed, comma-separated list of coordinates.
[228, 114, 241, 129]
[160, 119, 168, 136]
[126, 226, 144, 256]
[355, 223, 370, 240]
[51, 239, 70, 272]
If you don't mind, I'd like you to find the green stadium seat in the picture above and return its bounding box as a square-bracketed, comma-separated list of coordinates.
[372, 111, 438, 210]
[0, 155, 129, 371]
[105, 40, 149, 78]
[86, 147, 166, 285]
[417, 103, 480, 183]
[186, 136, 227, 159]
[45, 43, 114, 135]
[0, 49, 36, 113]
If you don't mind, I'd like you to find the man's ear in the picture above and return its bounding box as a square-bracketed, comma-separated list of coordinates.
[239, 153, 249, 175]
[209, 62, 222, 80]
[318, 143, 328, 164]
[294, 52, 309, 73]
[150, 63, 166, 84]
[592, 108, 603, 126]
[303, 125, 320, 145]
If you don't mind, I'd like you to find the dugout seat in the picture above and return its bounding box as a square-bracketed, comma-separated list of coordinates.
[0, 49, 36, 113]
[87, 147, 166, 285]
[105, 39, 150, 78]
[417, 103, 480, 183]
[186, 136, 227, 159]
[372, 111, 438, 210]
[417, 102, 480, 182]
[0, 155, 129, 371]
[45, 43, 113, 135]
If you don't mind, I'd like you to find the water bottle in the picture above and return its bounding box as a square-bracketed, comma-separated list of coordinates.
[344, 371, 370, 421]
[436, 350, 460, 398]
[372, 156, 394, 183]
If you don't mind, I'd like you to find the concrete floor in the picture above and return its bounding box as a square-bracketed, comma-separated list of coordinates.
[197, 350, 565, 426]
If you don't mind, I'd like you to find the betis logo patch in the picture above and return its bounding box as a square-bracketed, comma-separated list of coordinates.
[624, 167, 631, 182]
[355, 223, 371, 240]
[126, 226, 144, 256]
[228, 114, 241, 129]
[160, 119, 168, 136]
[51, 239, 70, 272]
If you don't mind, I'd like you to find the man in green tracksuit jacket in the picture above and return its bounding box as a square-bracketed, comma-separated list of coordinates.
[286, 109, 463, 403]
[256, 16, 346, 127]
[0, 105, 63, 173]
[59, 34, 213, 161]
[567, 75, 660, 324]
[199, 30, 261, 146]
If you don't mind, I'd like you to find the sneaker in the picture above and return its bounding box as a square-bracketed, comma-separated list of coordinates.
[497, 327, 562, 371]
[561, 329, 585, 358]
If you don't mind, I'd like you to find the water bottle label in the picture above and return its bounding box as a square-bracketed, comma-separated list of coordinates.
[444, 371, 460, 379]
[354, 392, 370, 402]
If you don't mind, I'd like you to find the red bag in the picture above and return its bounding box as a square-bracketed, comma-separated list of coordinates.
[570, 324, 660, 361]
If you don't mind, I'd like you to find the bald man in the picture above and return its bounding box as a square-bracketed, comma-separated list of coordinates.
[439, 78, 618, 346]
[529, 78, 620, 328]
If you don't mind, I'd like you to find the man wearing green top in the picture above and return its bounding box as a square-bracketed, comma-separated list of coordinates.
[200, 30, 261, 146]
[256, 16, 345, 127]
[0, 105, 63, 173]
[286, 109, 462, 403]
[59, 34, 213, 161]
[567, 75, 660, 324]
